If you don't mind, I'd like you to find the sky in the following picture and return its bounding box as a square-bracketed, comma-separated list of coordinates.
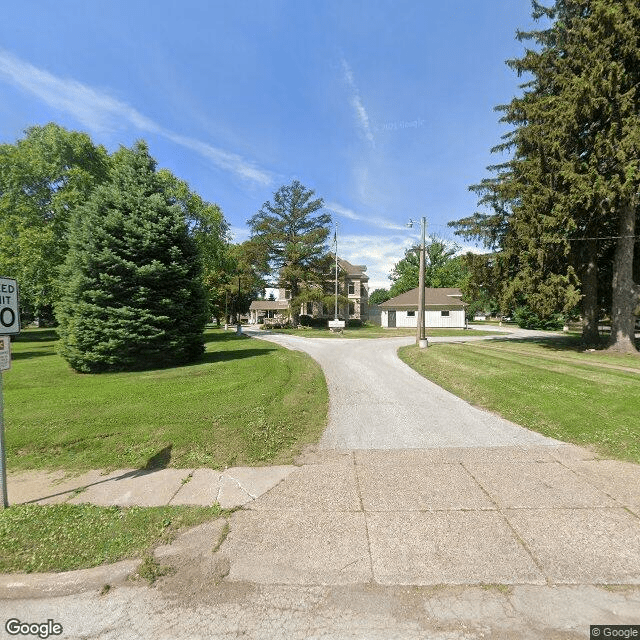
[0, 1, 546, 291]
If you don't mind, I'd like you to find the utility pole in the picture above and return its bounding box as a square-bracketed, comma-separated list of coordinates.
[417, 216, 427, 348]
[407, 218, 428, 348]
[334, 224, 339, 320]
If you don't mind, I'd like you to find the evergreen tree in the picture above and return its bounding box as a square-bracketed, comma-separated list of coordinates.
[451, 0, 640, 351]
[56, 142, 208, 372]
[248, 180, 332, 325]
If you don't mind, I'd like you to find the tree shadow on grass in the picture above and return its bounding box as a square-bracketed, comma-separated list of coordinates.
[144, 445, 172, 470]
[11, 329, 58, 343]
[10, 350, 54, 361]
[197, 347, 277, 365]
[490, 335, 640, 354]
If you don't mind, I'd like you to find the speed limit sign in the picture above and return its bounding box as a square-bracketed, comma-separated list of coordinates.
[0, 277, 19, 335]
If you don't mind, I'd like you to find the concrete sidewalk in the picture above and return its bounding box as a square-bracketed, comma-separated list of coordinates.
[6, 442, 640, 590]
[3, 443, 640, 639]
[220, 444, 640, 587]
[6, 464, 297, 510]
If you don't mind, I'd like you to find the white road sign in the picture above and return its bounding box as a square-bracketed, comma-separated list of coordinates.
[0, 337, 10, 371]
[0, 278, 19, 335]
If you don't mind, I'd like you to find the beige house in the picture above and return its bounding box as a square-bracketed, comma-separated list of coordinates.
[379, 287, 466, 328]
[248, 256, 369, 325]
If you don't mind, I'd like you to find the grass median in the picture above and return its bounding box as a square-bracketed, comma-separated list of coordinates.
[264, 325, 504, 339]
[398, 337, 640, 463]
[5, 327, 328, 471]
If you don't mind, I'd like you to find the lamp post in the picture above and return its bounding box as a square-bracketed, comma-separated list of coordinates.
[407, 217, 428, 348]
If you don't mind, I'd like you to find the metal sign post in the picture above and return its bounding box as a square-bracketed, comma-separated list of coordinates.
[0, 337, 11, 508]
[0, 277, 19, 509]
[1, 373, 7, 508]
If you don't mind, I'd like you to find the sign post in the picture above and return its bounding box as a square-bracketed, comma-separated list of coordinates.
[0, 277, 19, 509]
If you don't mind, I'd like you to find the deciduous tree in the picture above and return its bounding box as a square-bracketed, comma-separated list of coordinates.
[0, 123, 108, 323]
[388, 239, 467, 297]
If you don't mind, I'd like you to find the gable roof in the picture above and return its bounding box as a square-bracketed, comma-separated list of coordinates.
[379, 287, 466, 308]
[249, 300, 290, 311]
[328, 253, 369, 280]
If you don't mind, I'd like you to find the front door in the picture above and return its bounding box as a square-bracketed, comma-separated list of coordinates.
[388, 310, 396, 328]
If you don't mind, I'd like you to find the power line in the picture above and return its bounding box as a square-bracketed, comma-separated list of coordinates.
[568, 234, 638, 241]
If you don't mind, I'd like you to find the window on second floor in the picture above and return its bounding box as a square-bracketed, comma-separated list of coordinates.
[348, 283, 355, 295]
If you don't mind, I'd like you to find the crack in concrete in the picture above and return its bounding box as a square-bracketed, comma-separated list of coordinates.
[460, 461, 551, 586]
[352, 451, 375, 585]
[222, 473, 258, 501]
[167, 470, 195, 505]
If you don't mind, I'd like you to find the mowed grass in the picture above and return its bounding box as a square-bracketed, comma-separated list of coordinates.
[399, 337, 640, 463]
[0, 503, 223, 574]
[266, 325, 503, 339]
[5, 327, 328, 471]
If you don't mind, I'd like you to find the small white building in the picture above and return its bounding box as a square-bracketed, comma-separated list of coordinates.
[379, 287, 466, 328]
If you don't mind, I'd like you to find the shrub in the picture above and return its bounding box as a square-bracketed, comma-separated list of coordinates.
[513, 306, 564, 331]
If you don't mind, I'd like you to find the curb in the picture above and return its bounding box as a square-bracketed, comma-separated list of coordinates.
[0, 559, 139, 600]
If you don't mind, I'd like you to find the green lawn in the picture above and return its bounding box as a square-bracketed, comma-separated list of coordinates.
[264, 325, 504, 339]
[0, 503, 224, 574]
[4, 327, 328, 471]
[399, 337, 640, 463]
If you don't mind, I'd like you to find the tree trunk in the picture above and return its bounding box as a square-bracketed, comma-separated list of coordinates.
[290, 282, 300, 328]
[608, 201, 639, 353]
[580, 239, 601, 347]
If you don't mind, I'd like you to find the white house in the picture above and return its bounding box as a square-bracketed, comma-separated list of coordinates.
[379, 287, 466, 328]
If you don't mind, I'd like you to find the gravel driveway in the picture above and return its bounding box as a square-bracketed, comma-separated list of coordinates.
[245, 329, 560, 450]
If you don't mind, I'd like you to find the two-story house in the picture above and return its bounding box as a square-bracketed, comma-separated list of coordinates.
[248, 255, 369, 325]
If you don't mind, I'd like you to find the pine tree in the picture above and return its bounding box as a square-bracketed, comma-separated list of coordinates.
[56, 142, 208, 372]
[248, 180, 332, 325]
[451, 0, 640, 351]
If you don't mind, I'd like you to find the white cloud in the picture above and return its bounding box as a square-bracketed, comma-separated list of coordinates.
[326, 201, 407, 231]
[0, 49, 272, 186]
[341, 58, 375, 148]
[337, 232, 416, 291]
[228, 224, 251, 243]
[335, 231, 487, 292]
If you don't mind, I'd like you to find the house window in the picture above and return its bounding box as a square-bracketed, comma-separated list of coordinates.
[407, 310, 415, 317]
[284, 290, 291, 299]
[348, 283, 355, 295]
[441, 310, 450, 317]
[349, 302, 355, 315]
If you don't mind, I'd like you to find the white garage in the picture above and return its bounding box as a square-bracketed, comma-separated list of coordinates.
[379, 287, 466, 328]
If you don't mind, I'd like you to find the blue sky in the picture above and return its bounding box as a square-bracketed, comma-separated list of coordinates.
[0, 1, 544, 290]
